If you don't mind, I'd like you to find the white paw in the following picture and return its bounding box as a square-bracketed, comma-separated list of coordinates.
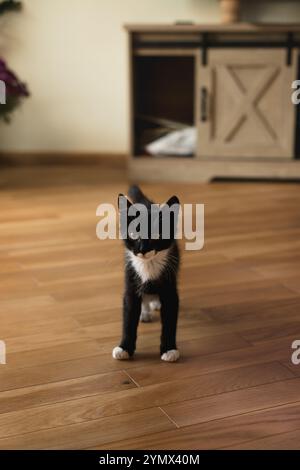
[112, 346, 130, 360]
[140, 310, 153, 322]
[161, 349, 180, 362]
[149, 299, 161, 311]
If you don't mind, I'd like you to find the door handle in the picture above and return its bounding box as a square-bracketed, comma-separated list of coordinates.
[200, 87, 208, 122]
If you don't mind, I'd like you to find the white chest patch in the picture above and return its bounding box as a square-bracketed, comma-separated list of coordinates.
[127, 248, 169, 283]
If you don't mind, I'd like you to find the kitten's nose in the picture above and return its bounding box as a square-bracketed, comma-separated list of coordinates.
[139, 241, 148, 255]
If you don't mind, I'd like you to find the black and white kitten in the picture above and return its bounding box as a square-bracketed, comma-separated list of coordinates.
[112, 185, 180, 362]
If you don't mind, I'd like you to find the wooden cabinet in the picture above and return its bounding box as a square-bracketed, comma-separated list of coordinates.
[197, 49, 297, 159]
[126, 24, 300, 182]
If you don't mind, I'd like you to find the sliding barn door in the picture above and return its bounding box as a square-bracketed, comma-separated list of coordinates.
[197, 49, 297, 159]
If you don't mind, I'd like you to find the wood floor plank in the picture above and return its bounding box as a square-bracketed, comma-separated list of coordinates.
[7, 340, 104, 369]
[162, 377, 300, 428]
[282, 277, 300, 295]
[5, 329, 90, 354]
[0, 407, 174, 450]
[0, 316, 80, 340]
[94, 401, 300, 450]
[279, 361, 300, 378]
[225, 429, 300, 450]
[240, 320, 300, 345]
[0, 370, 136, 415]
[180, 282, 298, 312]
[0, 363, 291, 439]
[0, 333, 247, 392]
[201, 296, 300, 324]
[128, 336, 296, 385]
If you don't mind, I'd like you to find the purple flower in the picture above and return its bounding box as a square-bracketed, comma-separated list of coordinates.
[0, 58, 29, 98]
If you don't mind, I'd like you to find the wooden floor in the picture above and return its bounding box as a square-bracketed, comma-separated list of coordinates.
[1, 164, 300, 450]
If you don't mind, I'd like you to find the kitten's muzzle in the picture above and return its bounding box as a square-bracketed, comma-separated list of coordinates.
[137, 250, 157, 260]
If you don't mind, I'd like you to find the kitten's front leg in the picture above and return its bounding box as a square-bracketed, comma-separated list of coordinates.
[160, 287, 180, 362]
[112, 290, 141, 360]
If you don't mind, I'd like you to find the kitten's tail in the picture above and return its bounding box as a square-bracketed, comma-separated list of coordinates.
[128, 185, 152, 205]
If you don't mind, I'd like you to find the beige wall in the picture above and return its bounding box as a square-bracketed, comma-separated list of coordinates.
[0, 0, 299, 154]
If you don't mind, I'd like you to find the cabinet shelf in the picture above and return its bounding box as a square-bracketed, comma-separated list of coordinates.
[132, 55, 196, 158]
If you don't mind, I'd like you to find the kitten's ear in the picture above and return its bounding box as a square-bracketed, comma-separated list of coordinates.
[165, 195, 180, 207]
[118, 194, 133, 212]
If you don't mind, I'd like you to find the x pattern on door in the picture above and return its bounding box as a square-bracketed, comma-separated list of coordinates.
[220, 64, 280, 144]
